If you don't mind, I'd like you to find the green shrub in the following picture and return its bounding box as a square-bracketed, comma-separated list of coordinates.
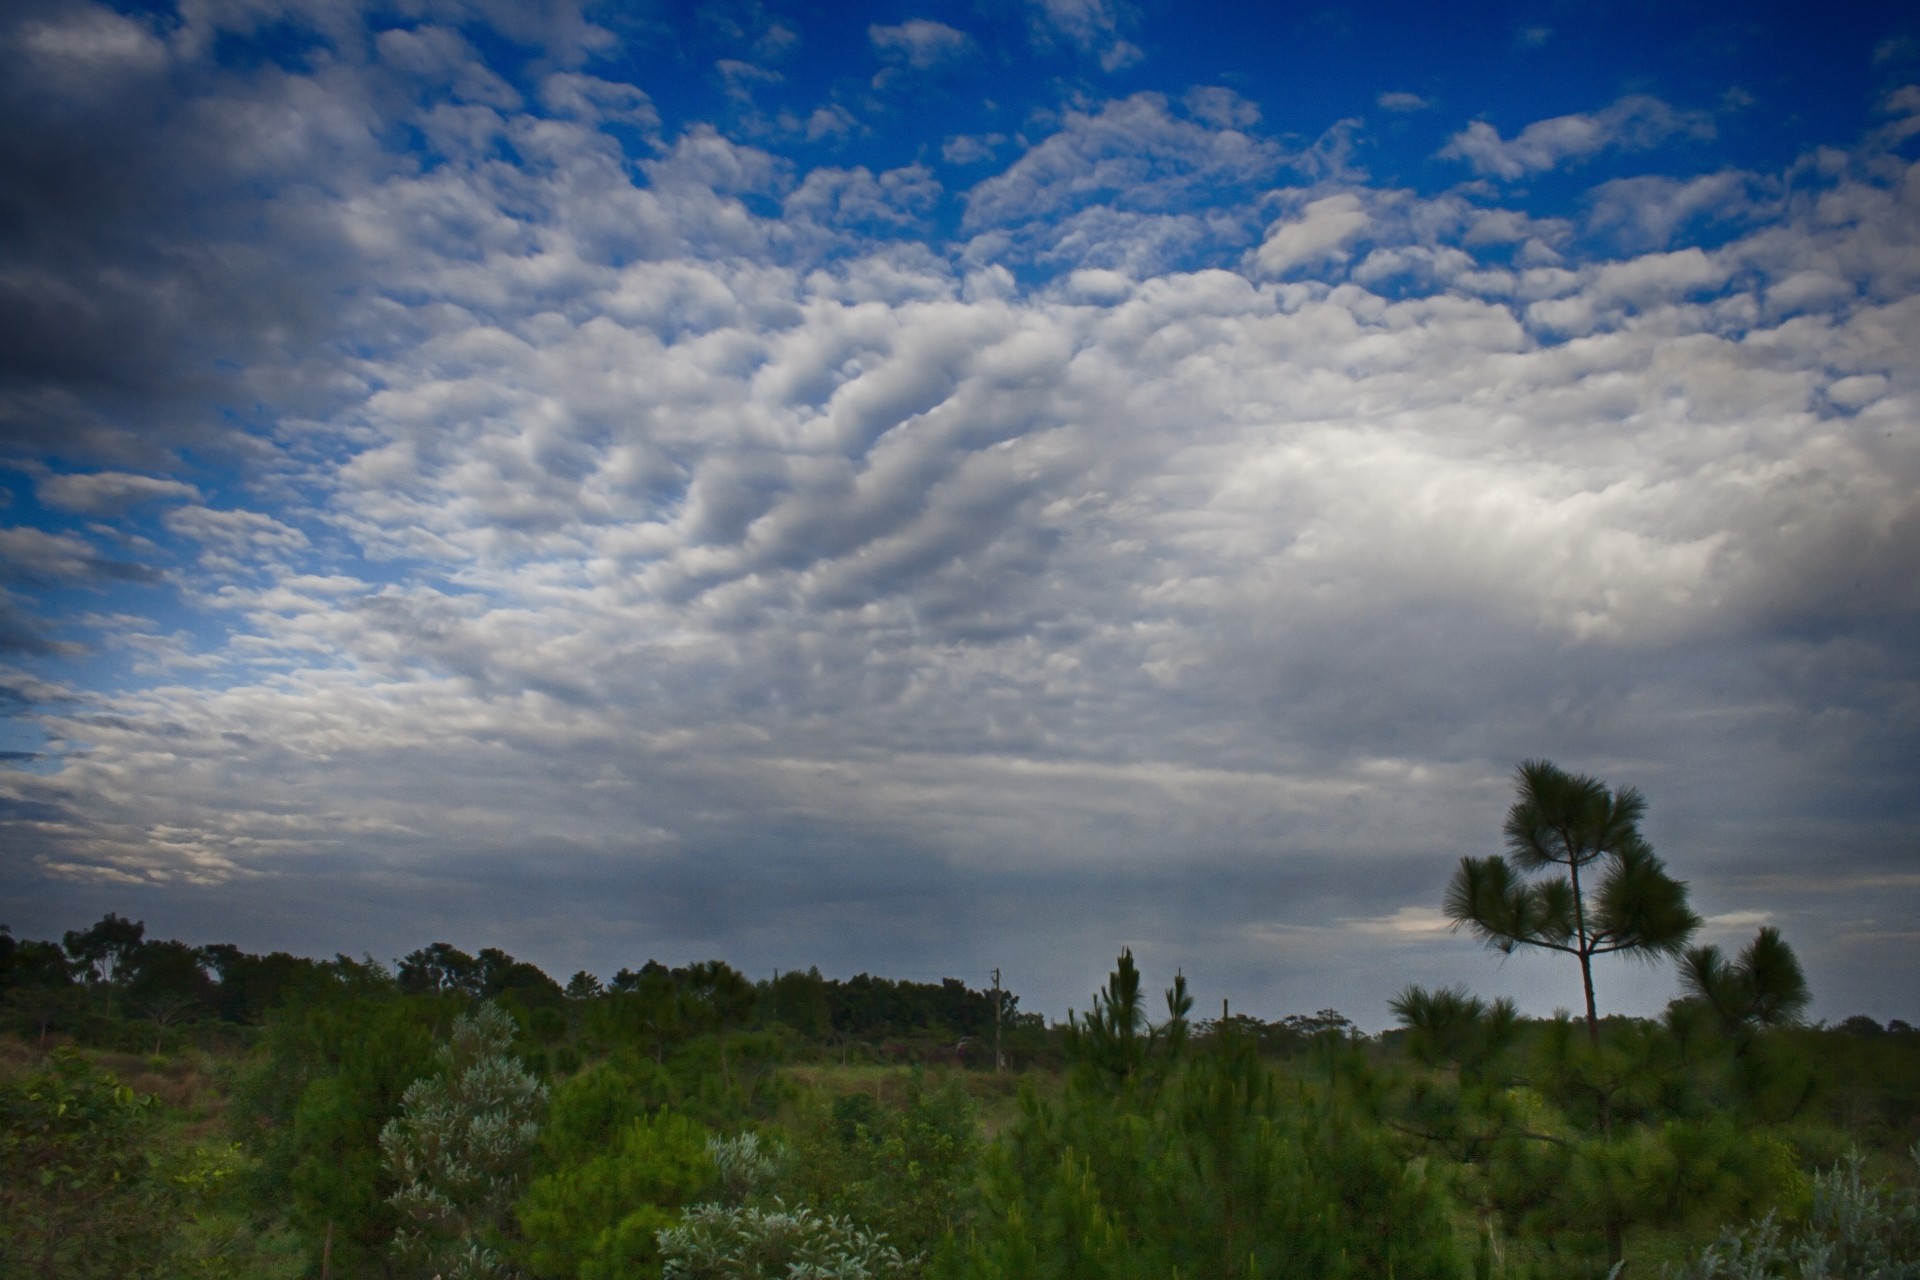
[517, 1109, 715, 1279]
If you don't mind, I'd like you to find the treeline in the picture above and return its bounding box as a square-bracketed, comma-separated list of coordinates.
[2, 917, 1410, 1069]
[0, 916, 1043, 1060]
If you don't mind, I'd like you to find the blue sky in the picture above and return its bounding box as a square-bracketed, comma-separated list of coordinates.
[2, 0, 1916, 1027]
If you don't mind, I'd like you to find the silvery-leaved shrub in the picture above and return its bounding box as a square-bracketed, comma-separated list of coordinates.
[657, 1200, 910, 1280]
[709, 1130, 785, 1203]
[1667, 1147, 1920, 1280]
[380, 1002, 547, 1280]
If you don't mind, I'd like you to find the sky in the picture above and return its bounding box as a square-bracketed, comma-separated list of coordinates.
[1, 0, 1916, 1030]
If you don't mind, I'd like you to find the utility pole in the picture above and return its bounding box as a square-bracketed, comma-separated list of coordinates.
[992, 967, 1004, 1074]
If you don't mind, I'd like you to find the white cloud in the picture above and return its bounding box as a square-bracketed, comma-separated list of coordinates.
[959, 94, 1284, 271]
[943, 133, 1006, 165]
[869, 20, 975, 70]
[1377, 91, 1430, 113]
[0, 527, 156, 583]
[1252, 193, 1371, 276]
[1704, 910, 1774, 932]
[1440, 95, 1716, 180]
[162, 507, 310, 573]
[15, 6, 166, 83]
[1586, 171, 1759, 247]
[37, 472, 200, 514]
[1024, 0, 1142, 71]
[1341, 906, 1455, 937]
[786, 165, 942, 231]
[540, 74, 660, 129]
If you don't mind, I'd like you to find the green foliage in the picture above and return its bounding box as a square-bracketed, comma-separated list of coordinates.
[232, 984, 441, 1274]
[1495, 1118, 1806, 1258]
[780, 1072, 981, 1261]
[382, 1001, 548, 1278]
[1392, 985, 1520, 1077]
[541, 1055, 677, 1162]
[9, 907, 1916, 1280]
[0, 1050, 173, 1278]
[518, 1109, 715, 1280]
[1063, 950, 1191, 1089]
[957, 1028, 1468, 1279]
[1681, 929, 1812, 1037]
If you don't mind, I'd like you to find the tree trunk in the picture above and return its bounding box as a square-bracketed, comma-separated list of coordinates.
[1567, 859, 1600, 1047]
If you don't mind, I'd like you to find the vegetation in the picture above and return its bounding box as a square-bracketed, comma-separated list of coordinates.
[2, 760, 1917, 1279]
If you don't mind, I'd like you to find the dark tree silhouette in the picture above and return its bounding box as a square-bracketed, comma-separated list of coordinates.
[1446, 759, 1701, 1047]
[1681, 925, 1811, 1035]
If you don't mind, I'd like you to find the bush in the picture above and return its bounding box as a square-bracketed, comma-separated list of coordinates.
[1667, 1148, 1920, 1280]
[657, 1201, 911, 1280]
[0, 1051, 174, 1278]
[518, 1110, 716, 1280]
[382, 1002, 547, 1279]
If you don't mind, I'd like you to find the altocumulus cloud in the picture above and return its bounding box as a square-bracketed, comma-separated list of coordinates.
[0, 0, 1916, 1026]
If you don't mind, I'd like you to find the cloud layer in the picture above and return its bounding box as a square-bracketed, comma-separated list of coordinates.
[1, 1, 1916, 1025]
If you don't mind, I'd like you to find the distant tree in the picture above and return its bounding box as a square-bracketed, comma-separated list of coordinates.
[0, 931, 81, 1047]
[61, 913, 145, 1013]
[685, 961, 756, 1090]
[121, 938, 215, 1051]
[0, 927, 72, 990]
[397, 943, 484, 997]
[1281, 1008, 1359, 1040]
[475, 948, 563, 1005]
[768, 968, 830, 1038]
[564, 970, 604, 1000]
[199, 944, 329, 1023]
[594, 967, 690, 1064]
[1447, 759, 1701, 1047]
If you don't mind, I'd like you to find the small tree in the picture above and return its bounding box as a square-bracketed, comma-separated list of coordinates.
[1064, 949, 1191, 1087]
[380, 1002, 547, 1279]
[1681, 926, 1811, 1036]
[1446, 759, 1701, 1047]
